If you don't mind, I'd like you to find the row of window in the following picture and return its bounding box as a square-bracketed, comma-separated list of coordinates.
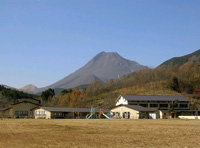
[138, 104, 188, 108]
[113, 112, 120, 116]
[54, 112, 63, 116]
[15, 111, 28, 116]
[35, 111, 46, 116]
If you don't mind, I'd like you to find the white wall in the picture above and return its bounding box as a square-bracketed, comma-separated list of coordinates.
[179, 116, 200, 119]
[111, 106, 139, 119]
[116, 96, 128, 106]
[33, 108, 51, 119]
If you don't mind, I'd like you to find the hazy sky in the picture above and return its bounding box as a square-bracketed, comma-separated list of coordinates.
[0, 0, 200, 88]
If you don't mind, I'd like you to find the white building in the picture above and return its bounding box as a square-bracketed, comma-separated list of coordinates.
[111, 95, 190, 119]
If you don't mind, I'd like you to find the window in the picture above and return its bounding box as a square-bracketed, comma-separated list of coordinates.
[179, 104, 188, 108]
[140, 104, 148, 107]
[35, 111, 46, 116]
[123, 112, 130, 119]
[160, 104, 168, 108]
[15, 111, 28, 116]
[173, 104, 178, 108]
[129, 102, 138, 105]
[36, 111, 39, 115]
[150, 104, 158, 108]
[114, 112, 120, 117]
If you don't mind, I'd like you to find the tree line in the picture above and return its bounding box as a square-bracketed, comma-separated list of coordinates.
[0, 85, 38, 107]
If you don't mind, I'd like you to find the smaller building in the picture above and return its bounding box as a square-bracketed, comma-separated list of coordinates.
[111, 105, 158, 119]
[32, 106, 110, 119]
[12, 101, 40, 118]
[0, 98, 41, 118]
[0, 107, 12, 118]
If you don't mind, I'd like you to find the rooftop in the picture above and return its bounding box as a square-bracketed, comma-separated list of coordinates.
[0, 108, 11, 111]
[113, 105, 156, 112]
[120, 95, 189, 102]
[35, 106, 110, 113]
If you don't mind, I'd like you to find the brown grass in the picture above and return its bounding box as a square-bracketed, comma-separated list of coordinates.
[0, 119, 200, 148]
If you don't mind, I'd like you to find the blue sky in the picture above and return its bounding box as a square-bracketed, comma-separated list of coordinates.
[0, 0, 200, 88]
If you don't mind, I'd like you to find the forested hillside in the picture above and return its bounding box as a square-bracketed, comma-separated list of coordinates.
[160, 49, 200, 66]
[0, 85, 39, 107]
[41, 62, 200, 109]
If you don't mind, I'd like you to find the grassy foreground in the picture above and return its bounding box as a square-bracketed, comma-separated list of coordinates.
[0, 119, 199, 148]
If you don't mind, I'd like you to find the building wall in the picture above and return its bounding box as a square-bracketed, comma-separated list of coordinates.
[0, 108, 13, 118]
[116, 96, 128, 106]
[159, 110, 172, 119]
[111, 106, 139, 119]
[179, 116, 200, 119]
[33, 108, 51, 119]
[12, 102, 38, 118]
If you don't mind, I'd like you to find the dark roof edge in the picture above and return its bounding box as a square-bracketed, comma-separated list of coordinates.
[33, 106, 110, 112]
[18, 98, 41, 102]
[111, 105, 156, 112]
[121, 95, 189, 101]
[115, 95, 122, 103]
[0, 107, 12, 111]
[12, 101, 40, 106]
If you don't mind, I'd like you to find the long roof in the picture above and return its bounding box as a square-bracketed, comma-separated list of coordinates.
[0, 107, 11, 111]
[125, 105, 156, 112]
[120, 95, 189, 102]
[35, 106, 110, 113]
[112, 105, 156, 112]
[18, 98, 41, 103]
[11, 100, 40, 106]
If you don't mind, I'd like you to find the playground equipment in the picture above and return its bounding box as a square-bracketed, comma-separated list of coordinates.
[87, 107, 110, 119]
[87, 108, 96, 119]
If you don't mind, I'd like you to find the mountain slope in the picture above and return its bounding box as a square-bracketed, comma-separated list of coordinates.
[36, 51, 146, 93]
[19, 84, 38, 94]
[0, 84, 16, 90]
[160, 49, 200, 66]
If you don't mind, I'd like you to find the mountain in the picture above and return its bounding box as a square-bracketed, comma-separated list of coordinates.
[19, 84, 38, 94]
[160, 49, 200, 66]
[0, 84, 16, 90]
[36, 51, 146, 93]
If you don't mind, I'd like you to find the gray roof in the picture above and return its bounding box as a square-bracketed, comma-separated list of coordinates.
[0, 108, 10, 111]
[37, 106, 110, 113]
[113, 105, 156, 112]
[121, 95, 189, 102]
[174, 109, 200, 112]
[12, 101, 40, 106]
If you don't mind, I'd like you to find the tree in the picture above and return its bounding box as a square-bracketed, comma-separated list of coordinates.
[170, 77, 180, 92]
[61, 88, 72, 96]
[168, 100, 179, 118]
[41, 88, 55, 102]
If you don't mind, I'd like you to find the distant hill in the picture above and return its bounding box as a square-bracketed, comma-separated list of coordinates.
[0, 85, 39, 107]
[19, 84, 38, 94]
[75, 84, 89, 90]
[160, 49, 200, 66]
[0, 84, 16, 90]
[36, 51, 146, 93]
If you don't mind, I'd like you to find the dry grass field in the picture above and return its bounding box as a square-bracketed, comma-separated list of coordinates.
[0, 119, 200, 148]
